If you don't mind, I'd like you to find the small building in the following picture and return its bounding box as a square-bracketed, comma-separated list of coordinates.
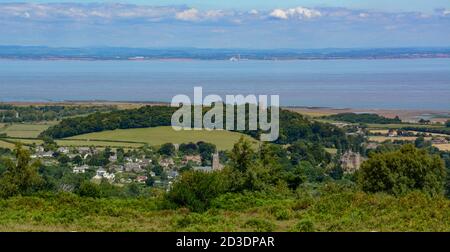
[193, 166, 213, 172]
[73, 164, 89, 174]
[108, 154, 117, 162]
[57, 147, 70, 154]
[93, 168, 115, 181]
[182, 155, 202, 165]
[159, 158, 174, 169]
[136, 176, 148, 183]
[387, 129, 398, 137]
[124, 162, 143, 173]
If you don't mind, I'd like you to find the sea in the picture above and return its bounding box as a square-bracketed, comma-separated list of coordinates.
[0, 58, 449, 110]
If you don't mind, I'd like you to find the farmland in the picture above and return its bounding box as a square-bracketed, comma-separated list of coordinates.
[66, 126, 258, 150]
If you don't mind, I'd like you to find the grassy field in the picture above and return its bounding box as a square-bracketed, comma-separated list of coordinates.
[0, 191, 448, 232]
[0, 122, 55, 138]
[66, 126, 258, 150]
[434, 144, 450, 151]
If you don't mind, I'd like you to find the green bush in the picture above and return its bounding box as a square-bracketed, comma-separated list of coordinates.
[293, 218, 315, 232]
[165, 171, 228, 212]
[76, 181, 101, 198]
[244, 218, 275, 232]
[358, 144, 446, 196]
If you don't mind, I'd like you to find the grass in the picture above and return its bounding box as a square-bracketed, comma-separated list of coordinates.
[0, 190, 448, 232]
[434, 144, 450, 152]
[0, 122, 55, 138]
[66, 126, 258, 150]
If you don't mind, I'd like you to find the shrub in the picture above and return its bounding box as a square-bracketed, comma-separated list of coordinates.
[76, 181, 101, 198]
[244, 218, 275, 232]
[165, 171, 228, 212]
[293, 218, 315, 232]
[358, 144, 446, 196]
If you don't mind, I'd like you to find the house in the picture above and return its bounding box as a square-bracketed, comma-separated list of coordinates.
[387, 129, 398, 137]
[77, 147, 91, 155]
[73, 165, 89, 174]
[124, 162, 143, 172]
[109, 164, 124, 172]
[182, 155, 202, 165]
[108, 154, 117, 162]
[93, 168, 115, 181]
[193, 166, 213, 172]
[159, 158, 174, 169]
[31, 150, 54, 159]
[340, 151, 365, 174]
[167, 170, 179, 179]
[57, 147, 70, 154]
[136, 176, 148, 183]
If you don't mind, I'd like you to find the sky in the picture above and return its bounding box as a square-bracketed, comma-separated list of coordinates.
[0, 1, 449, 48]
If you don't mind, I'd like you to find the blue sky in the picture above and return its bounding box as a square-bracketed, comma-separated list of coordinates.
[5, 0, 450, 12]
[0, 1, 449, 48]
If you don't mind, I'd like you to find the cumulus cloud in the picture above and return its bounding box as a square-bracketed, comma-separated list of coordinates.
[175, 8, 199, 21]
[269, 7, 321, 20]
[0, 2, 446, 25]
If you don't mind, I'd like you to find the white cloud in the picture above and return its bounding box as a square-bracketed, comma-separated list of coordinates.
[270, 7, 321, 20]
[444, 10, 450, 16]
[175, 8, 199, 21]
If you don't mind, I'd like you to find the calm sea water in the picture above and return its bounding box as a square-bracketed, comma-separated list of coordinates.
[0, 58, 449, 110]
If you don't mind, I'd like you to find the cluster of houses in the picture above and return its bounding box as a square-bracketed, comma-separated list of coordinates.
[30, 144, 224, 187]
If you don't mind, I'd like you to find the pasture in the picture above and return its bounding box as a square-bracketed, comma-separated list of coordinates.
[66, 126, 258, 150]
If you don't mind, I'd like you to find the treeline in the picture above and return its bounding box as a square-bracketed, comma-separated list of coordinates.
[401, 126, 450, 135]
[0, 104, 116, 123]
[324, 113, 402, 124]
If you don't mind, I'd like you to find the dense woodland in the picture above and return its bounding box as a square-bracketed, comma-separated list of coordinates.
[323, 113, 402, 124]
[0, 104, 116, 123]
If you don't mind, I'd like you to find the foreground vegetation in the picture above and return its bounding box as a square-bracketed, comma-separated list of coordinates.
[0, 187, 448, 232]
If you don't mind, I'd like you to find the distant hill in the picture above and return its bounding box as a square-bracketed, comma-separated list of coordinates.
[1, 46, 450, 60]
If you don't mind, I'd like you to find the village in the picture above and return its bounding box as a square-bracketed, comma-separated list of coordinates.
[29, 142, 224, 190]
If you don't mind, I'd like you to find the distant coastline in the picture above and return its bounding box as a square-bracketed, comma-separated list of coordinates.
[1, 46, 450, 61]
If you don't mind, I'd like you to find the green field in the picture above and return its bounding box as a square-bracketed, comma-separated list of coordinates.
[0, 123, 55, 138]
[66, 126, 258, 150]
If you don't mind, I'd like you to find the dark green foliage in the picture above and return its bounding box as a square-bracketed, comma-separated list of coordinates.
[358, 144, 446, 195]
[76, 181, 101, 198]
[0, 144, 43, 198]
[166, 171, 228, 212]
[197, 141, 216, 165]
[40, 105, 177, 138]
[179, 142, 198, 155]
[158, 143, 176, 156]
[0, 104, 116, 123]
[324, 113, 402, 124]
[446, 120, 450, 128]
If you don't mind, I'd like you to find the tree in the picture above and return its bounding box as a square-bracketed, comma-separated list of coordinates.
[166, 170, 227, 212]
[76, 181, 101, 198]
[229, 137, 255, 173]
[358, 144, 446, 195]
[446, 120, 450, 128]
[159, 143, 175, 156]
[0, 144, 43, 198]
[197, 141, 216, 165]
